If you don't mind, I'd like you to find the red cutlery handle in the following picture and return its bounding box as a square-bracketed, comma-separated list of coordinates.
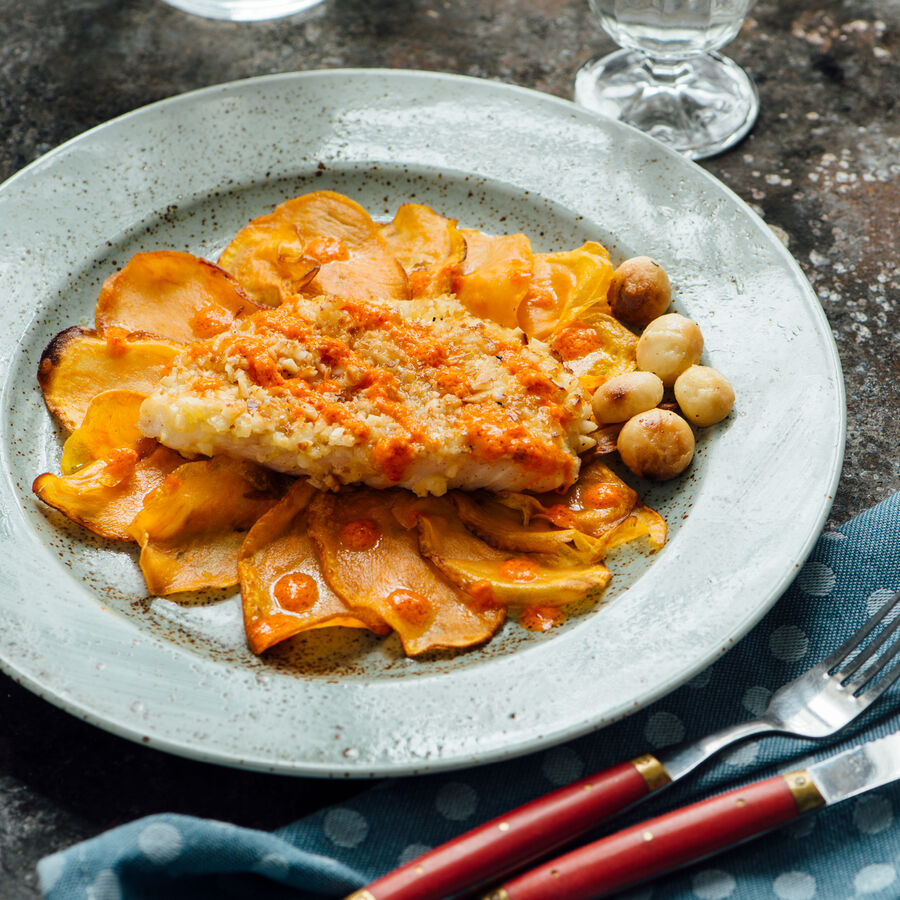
[486, 770, 826, 900]
[345, 755, 671, 900]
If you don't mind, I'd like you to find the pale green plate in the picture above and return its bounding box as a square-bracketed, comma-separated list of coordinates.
[0, 70, 844, 777]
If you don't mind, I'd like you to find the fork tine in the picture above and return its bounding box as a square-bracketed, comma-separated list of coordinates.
[819, 589, 900, 671]
[855, 653, 900, 705]
[838, 605, 900, 687]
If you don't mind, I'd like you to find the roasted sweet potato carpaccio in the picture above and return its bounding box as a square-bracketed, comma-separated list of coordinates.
[33, 189, 681, 660]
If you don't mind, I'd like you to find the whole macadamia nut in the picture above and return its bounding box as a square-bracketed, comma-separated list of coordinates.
[674, 365, 735, 426]
[608, 256, 671, 327]
[592, 372, 664, 424]
[617, 409, 695, 481]
[635, 313, 704, 386]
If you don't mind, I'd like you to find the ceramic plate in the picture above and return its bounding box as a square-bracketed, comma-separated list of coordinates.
[0, 70, 844, 777]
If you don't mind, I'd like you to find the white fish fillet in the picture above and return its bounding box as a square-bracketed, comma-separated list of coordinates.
[139, 293, 595, 496]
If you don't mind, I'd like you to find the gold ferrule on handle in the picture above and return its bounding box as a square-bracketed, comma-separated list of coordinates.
[631, 753, 672, 792]
[343, 892, 377, 900]
[481, 890, 511, 900]
[783, 770, 826, 814]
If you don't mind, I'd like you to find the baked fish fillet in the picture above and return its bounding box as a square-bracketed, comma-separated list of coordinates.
[139, 294, 596, 496]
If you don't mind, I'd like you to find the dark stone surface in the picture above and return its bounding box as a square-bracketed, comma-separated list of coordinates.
[0, 0, 897, 895]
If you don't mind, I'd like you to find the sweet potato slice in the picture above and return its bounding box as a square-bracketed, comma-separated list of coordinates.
[33, 445, 184, 541]
[413, 503, 611, 608]
[552, 313, 638, 394]
[450, 491, 587, 556]
[452, 230, 533, 329]
[128, 457, 285, 595]
[380, 204, 467, 298]
[602, 503, 667, 552]
[218, 191, 409, 306]
[518, 242, 614, 340]
[501, 459, 640, 541]
[95, 251, 260, 343]
[59, 390, 150, 476]
[308, 489, 504, 656]
[238, 480, 388, 654]
[38, 326, 181, 432]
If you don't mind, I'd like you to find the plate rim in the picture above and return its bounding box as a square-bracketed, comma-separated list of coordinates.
[0, 67, 845, 777]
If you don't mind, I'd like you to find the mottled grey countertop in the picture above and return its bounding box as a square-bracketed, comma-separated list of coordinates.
[0, 0, 897, 895]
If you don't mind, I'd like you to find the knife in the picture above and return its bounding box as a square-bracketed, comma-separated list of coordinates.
[478, 730, 900, 900]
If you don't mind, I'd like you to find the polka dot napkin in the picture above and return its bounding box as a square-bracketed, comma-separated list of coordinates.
[39, 492, 900, 900]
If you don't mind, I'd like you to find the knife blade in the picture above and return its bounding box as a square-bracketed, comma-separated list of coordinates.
[480, 730, 900, 900]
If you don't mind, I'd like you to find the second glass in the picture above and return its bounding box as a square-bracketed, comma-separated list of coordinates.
[574, 0, 759, 159]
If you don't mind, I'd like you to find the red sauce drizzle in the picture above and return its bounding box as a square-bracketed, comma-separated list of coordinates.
[519, 606, 566, 632]
[273, 572, 319, 613]
[340, 518, 380, 551]
[498, 558, 540, 583]
[387, 589, 432, 625]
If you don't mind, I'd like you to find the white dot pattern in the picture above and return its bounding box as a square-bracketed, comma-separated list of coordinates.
[772, 870, 816, 900]
[687, 668, 713, 689]
[854, 863, 896, 894]
[541, 747, 585, 785]
[137, 823, 183, 864]
[254, 853, 290, 878]
[692, 868, 736, 898]
[742, 685, 772, 716]
[644, 711, 686, 748]
[769, 625, 809, 661]
[866, 587, 898, 617]
[722, 742, 758, 768]
[87, 869, 122, 900]
[853, 794, 893, 835]
[397, 844, 432, 866]
[796, 561, 836, 596]
[36, 853, 66, 893]
[435, 782, 478, 821]
[323, 808, 369, 848]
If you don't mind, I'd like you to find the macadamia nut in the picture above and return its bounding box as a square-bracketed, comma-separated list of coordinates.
[592, 372, 664, 424]
[674, 365, 735, 426]
[608, 256, 671, 327]
[635, 313, 704, 386]
[617, 409, 695, 480]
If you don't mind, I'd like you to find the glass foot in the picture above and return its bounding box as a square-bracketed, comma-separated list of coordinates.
[573, 49, 759, 160]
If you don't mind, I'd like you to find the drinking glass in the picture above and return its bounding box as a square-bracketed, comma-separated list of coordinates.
[573, 0, 758, 159]
[160, 0, 324, 20]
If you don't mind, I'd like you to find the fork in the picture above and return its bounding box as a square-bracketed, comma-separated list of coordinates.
[345, 588, 900, 900]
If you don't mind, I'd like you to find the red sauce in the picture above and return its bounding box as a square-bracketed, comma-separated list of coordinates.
[467, 580, 501, 611]
[305, 235, 349, 264]
[519, 606, 566, 632]
[103, 326, 131, 358]
[273, 572, 319, 613]
[372, 437, 416, 483]
[551, 324, 604, 361]
[340, 518, 380, 551]
[583, 483, 626, 509]
[190, 304, 233, 338]
[498, 558, 540, 583]
[190, 376, 222, 393]
[387, 589, 432, 625]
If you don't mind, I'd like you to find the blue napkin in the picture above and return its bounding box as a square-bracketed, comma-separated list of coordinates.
[39, 492, 900, 900]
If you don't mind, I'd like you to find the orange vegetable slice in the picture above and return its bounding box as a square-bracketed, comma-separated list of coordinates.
[380, 204, 467, 298]
[238, 480, 389, 654]
[218, 191, 409, 306]
[33, 447, 184, 542]
[518, 242, 614, 340]
[128, 456, 285, 595]
[59, 389, 152, 476]
[38, 326, 181, 432]
[450, 490, 586, 556]
[413, 502, 611, 607]
[452, 229, 533, 328]
[308, 489, 504, 656]
[95, 250, 260, 343]
[553, 313, 638, 394]
[501, 459, 639, 540]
